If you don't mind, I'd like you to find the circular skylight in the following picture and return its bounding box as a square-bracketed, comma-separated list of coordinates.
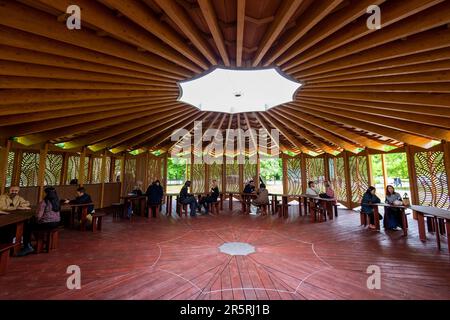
[178, 67, 302, 114]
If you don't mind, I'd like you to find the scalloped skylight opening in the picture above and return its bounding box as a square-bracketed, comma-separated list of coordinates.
[178, 67, 302, 114]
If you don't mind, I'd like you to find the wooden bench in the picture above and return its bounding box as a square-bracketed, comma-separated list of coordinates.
[177, 202, 189, 217]
[92, 212, 106, 232]
[208, 201, 220, 214]
[0, 243, 15, 275]
[111, 203, 124, 219]
[148, 204, 160, 218]
[35, 227, 61, 253]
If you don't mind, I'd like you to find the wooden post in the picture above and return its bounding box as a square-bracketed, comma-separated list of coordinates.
[324, 154, 330, 182]
[163, 152, 168, 193]
[282, 154, 288, 194]
[343, 151, 353, 209]
[99, 151, 107, 208]
[12, 149, 22, 187]
[222, 155, 226, 193]
[366, 150, 374, 187]
[78, 147, 86, 187]
[381, 153, 388, 190]
[0, 140, 11, 194]
[300, 153, 307, 194]
[405, 144, 419, 219]
[443, 140, 450, 203]
[205, 162, 209, 193]
[37, 143, 49, 200]
[120, 153, 126, 196]
[256, 153, 260, 192]
[61, 152, 69, 186]
[239, 161, 244, 193]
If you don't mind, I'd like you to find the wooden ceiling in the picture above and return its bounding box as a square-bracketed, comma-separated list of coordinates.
[0, 0, 450, 155]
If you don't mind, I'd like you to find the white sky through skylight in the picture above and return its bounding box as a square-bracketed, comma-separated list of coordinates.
[178, 68, 302, 114]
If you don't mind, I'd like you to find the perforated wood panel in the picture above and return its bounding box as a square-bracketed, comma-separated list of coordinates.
[329, 156, 348, 206]
[20, 152, 40, 187]
[306, 157, 325, 192]
[349, 155, 369, 205]
[286, 156, 302, 195]
[44, 153, 63, 186]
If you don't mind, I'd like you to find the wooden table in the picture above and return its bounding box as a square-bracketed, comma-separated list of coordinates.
[411, 205, 450, 252]
[164, 193, 178, 216]
[120, 195, 147, 217]
[240, 193, 257, 214]
[0, 210, 35, 255]
[364, 203, 409, 236]
[300, 194, 338, 221]
[63, 203, 94, 231]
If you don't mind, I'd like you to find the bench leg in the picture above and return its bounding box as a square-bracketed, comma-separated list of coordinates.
[0, 250, 10, 275]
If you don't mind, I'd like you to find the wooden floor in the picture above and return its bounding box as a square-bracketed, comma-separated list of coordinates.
[1, 204, 449, 300]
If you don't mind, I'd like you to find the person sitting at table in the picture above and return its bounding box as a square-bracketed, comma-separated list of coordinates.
[306, 181, 320, 196]
[0, 186, 31, 243]
[252, 183, 269, 214]
[64, 187, 95, 222]
[320, 181, 337, 205]
[17, 187, 61, 256]
[199, 180, 220, 215]
[0, 186, 31, 212]
[361, 186, 381, 230]
[179, 181, 198, 217]
[146, 180, 164, 217]
[131, 181, 144, 196]
[243, 180, 256, 194]
[384, 185, 403, 231]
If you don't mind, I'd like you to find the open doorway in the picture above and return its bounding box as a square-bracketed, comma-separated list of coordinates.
[259, 158, 283, 194]
[166, 158, 188, 194]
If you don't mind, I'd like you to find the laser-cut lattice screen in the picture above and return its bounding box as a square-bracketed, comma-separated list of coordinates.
[349, 155, 369, 205]
[66, 155, 80, 185]
[104, 157, 111, 183]
[20, 152, 40, 187]
[414, 151, 449, 209]
[191, 163, 205, 193]
[329, 156, 348, 205]
[306, 157, 325, 192]
[90, 157, 102, 184]
[114, 159, 122, 182]
[208, 162, 222, 192]
[147, 156, 162, 186]
[44, 153, 63, 186]
[225, 158, 239, 192]
[6, 151, 14, 187]
[123, 157, 136, 194]
[244, 158, 257, 185]
[286, 156, 302, 195]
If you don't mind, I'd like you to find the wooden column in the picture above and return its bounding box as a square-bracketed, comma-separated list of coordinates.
[12, 149, 22, 187]
[61, 152, 69, 186]
[204, 162, 209, 193]
[381, 153, 388, 190]
[300, 153, 307, 193]
[222, 155, 226, 193]
[37, 143, 49, 200]
[405, 144, 419, 219]
[120, 153, 126, 196]
[0, 140, 11, 194]
[163, 152, 168, 193]
[99, 151, 107, 208]
[366, 150, 374, 187]
[239, 161, 244, 193]
[78, 147, 86, 187]
[282, 154, 288, 194]
[443, 140, 450, 203]
[343, 151, 353, 209]
[324, 154, 330, 182]
[256, 153, 260, 191]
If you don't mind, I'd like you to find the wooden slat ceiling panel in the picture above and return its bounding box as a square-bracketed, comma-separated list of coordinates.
[0, 0, 448, 155]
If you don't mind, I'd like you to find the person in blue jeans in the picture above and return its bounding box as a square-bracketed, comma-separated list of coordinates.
[179, 181, 198, 217]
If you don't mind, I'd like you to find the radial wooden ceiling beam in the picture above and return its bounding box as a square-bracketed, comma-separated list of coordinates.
[296, 102, 443, 147]
[154, 0, 218, 66]
[0, 26, 183, 81]
[251, 0, 304, 67]
[198, 0, 231, 67]
[236, 0, 246, 67]
[267, 0, 385, 66]
[243, 113, 258, 153]
[263, 0, 344, 66]
[287, 0, 449, 73]
[0, 1, 192, 77]
[36, 0, 203, 73]
[293, 28, 450, 78]
[252, 112, 280, 150]
[0, 89, 178, 105]
[281, 105, 386, 151]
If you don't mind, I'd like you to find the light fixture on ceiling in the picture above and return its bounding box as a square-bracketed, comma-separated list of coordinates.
[178, 67, 302, 114]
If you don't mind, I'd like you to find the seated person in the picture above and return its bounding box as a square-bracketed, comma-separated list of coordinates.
[131, 181, 144, 196]
[0, 186, 31, 243]
[306, 181, 320, 196]
[252, 184, 269, 213]
[361, 186, 381, 230]
[179, 181, 198, 217]
[385, 185, 403, 231]
[199, 180, 220, 214]
[146, 180, 164, 217]
[64, 187, 95, 221]
[18, 187, 61, 256]
[321, 181, 337, 205]
[243, 180, 256, 194]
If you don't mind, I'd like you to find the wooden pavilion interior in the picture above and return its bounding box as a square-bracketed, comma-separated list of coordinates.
[0, 0, 449, 300]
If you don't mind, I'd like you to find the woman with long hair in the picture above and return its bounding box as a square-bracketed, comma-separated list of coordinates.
[385, 185, 403, 231]
[18, 187, 61, 256]
[361, 186, 381, 230]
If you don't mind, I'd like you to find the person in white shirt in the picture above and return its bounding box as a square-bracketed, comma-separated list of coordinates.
[306, 181, 320, 196]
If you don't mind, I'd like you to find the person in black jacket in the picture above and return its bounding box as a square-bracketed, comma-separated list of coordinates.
[65, 187, 94, 214]
[146, 180, 164, 217]
[361, 186, 381, 230]
[243, 180, 256, 194]
[179, 181, 198, 217]
[199, 180, 220, 214]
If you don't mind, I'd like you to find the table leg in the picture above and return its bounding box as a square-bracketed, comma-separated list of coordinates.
[327, 202, 333, 220]
[140, 198, 146, 217]
[229, 193, 233, 211]
[417, 212, 426, 242]
[298, 197, 302, 216]
[283, 196, 288, 218]
[373, 206, 380, 231]
[434, 217, 441, 250]
[123, 200, 128, 218]
[446, 220, 450, 253]
[401, 209, 408, 237]
[80, 207, 88, 231]
[13, 221, 24, 255]
[304, 198, 308, 216]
